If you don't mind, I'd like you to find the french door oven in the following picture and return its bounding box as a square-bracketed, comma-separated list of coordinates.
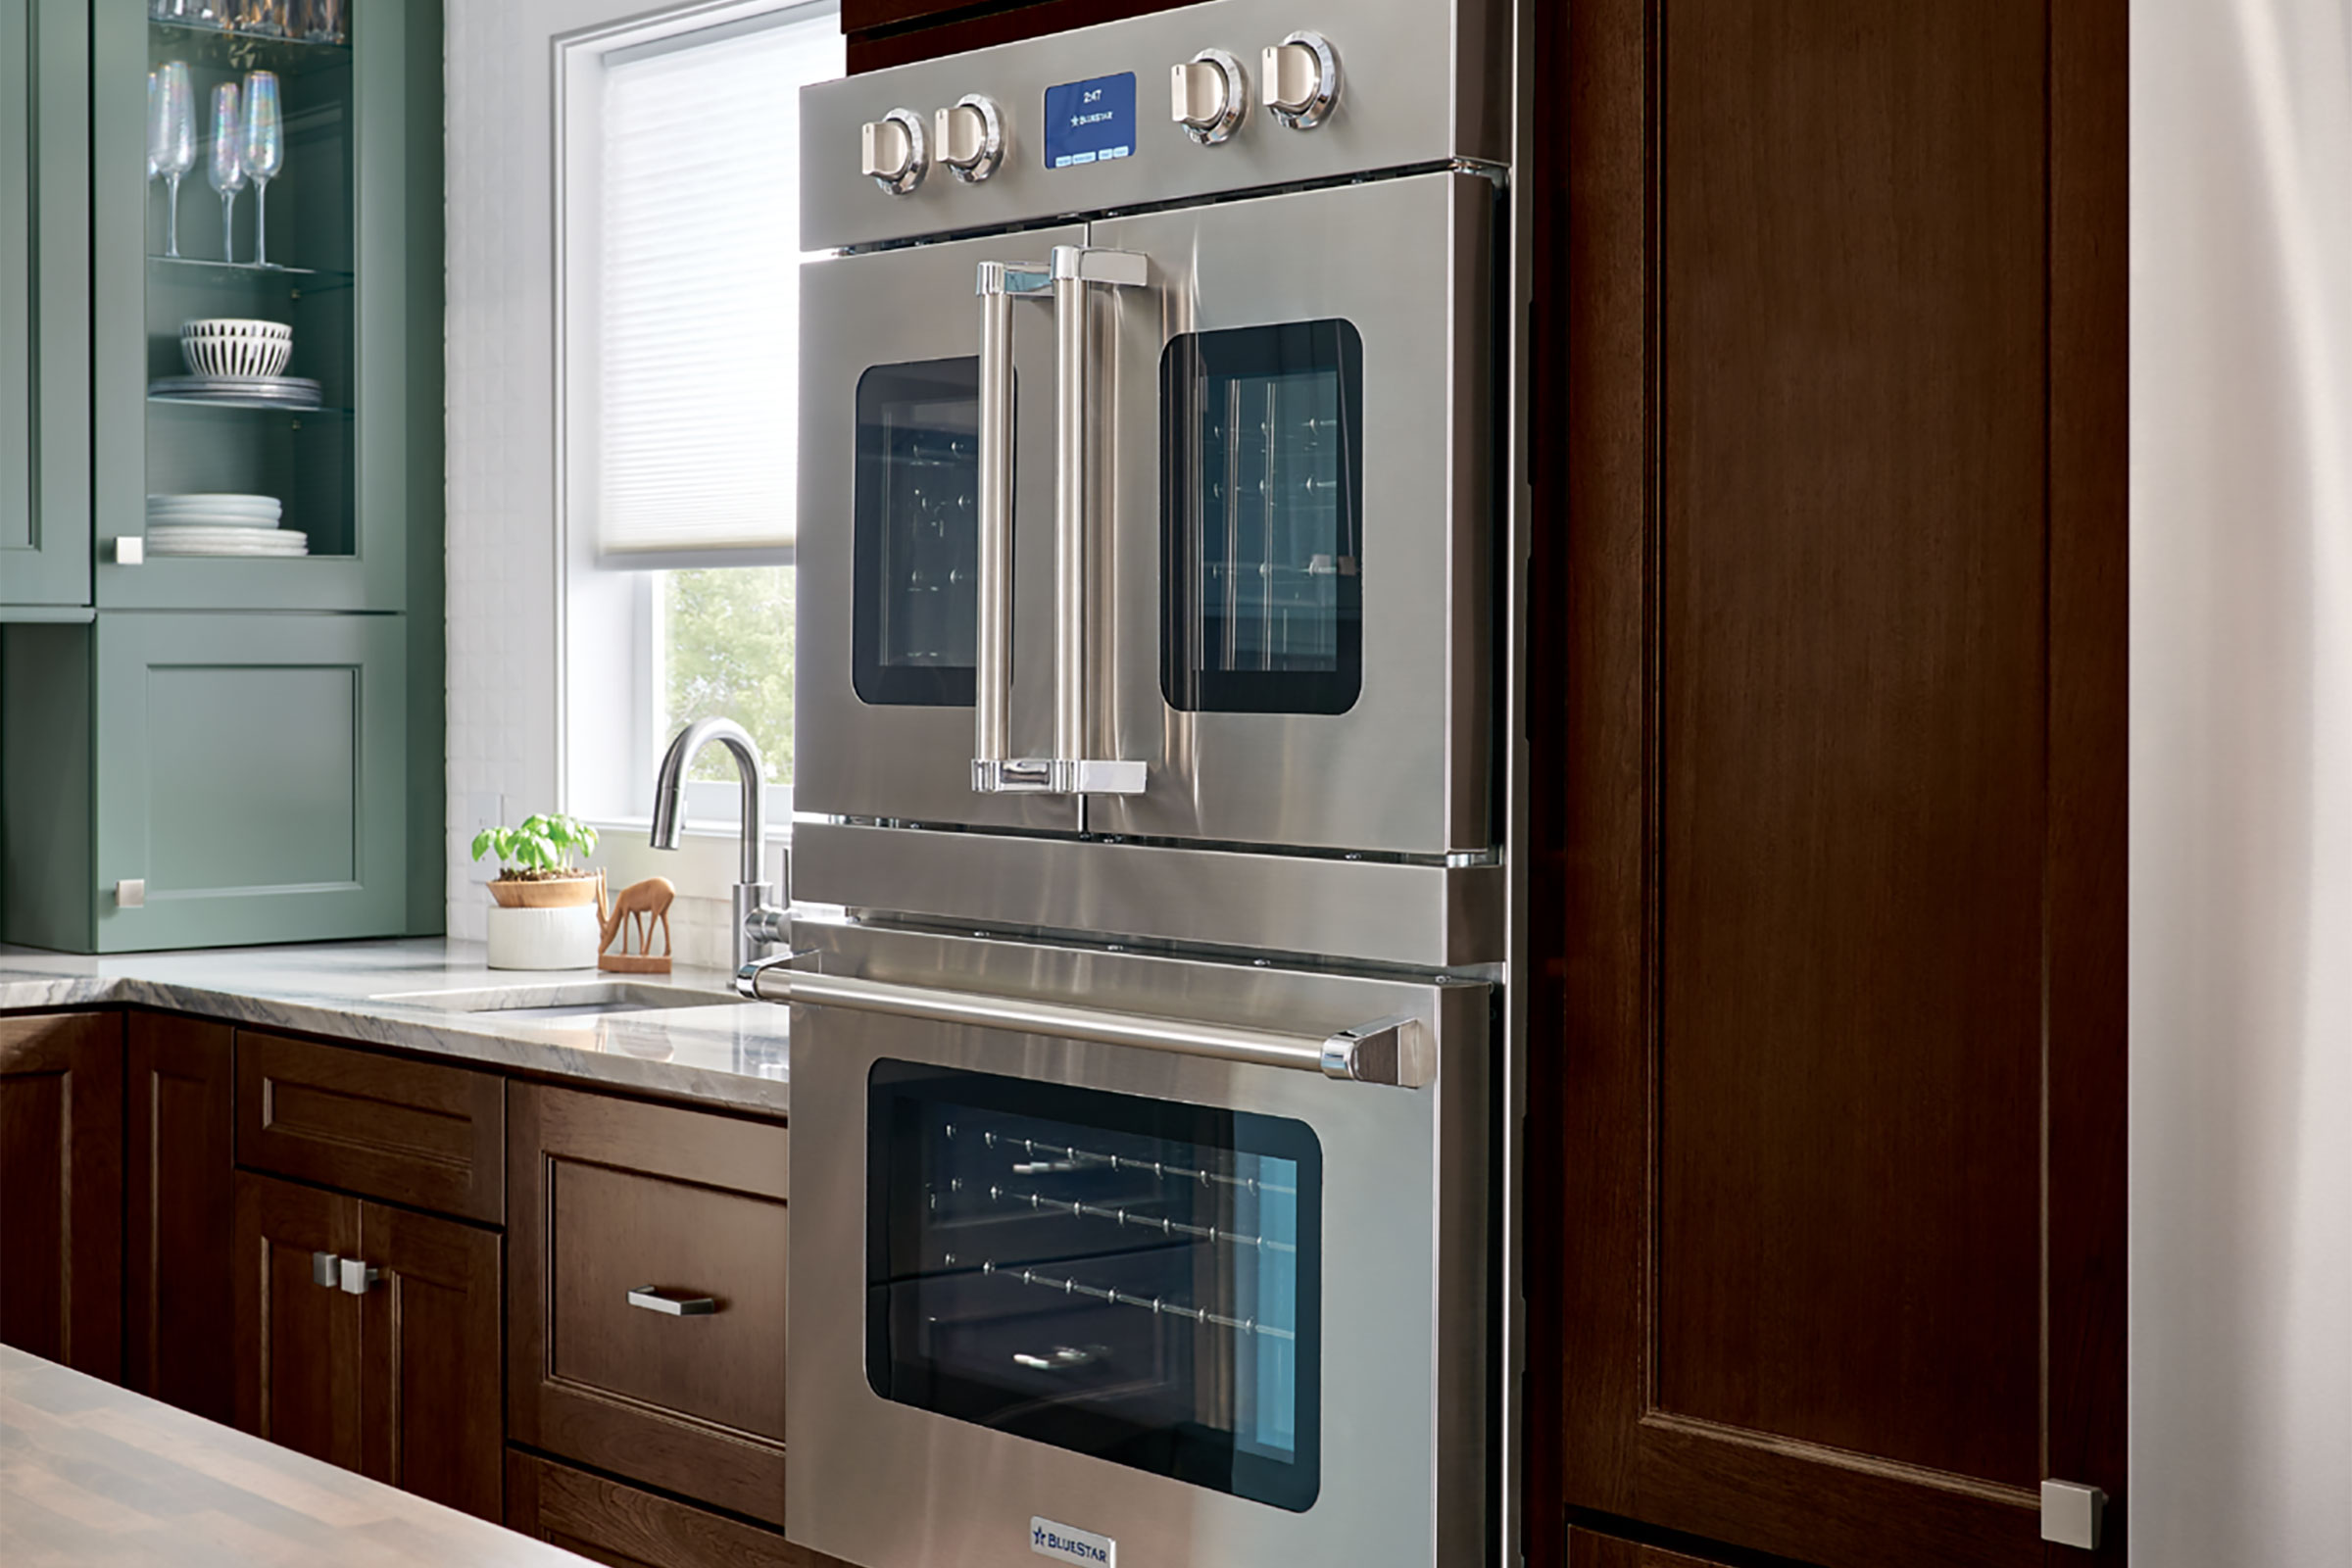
[796, 174, 1494, 859]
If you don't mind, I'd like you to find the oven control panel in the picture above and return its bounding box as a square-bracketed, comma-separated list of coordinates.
[808, 0, 1505, 249]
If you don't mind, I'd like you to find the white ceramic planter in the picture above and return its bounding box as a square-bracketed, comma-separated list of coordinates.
[484, 903, 602, 970]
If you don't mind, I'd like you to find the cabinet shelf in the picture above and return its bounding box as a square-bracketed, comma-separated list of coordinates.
[147, 395, 352, 418]
[147, 255, 356, 292]
[147, 21, 351, 79]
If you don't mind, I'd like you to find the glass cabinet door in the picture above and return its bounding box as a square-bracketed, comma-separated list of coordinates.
[867, 1060, 1322, 1511]
[95, 0, 427, 612]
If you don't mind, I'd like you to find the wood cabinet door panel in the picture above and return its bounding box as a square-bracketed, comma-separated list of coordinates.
[0, 1012, 122, 1379]
[237, 1030, 504, 1222]
[510, 1084, 790, 1527]
[234, 1172, 362, 1470]
[506, 1452, 843, 1568]
[1566, 1528, 1740, 1568]
[1532, 0, 2127, 1563]
[360, 1201, 502, 1521]
[124, 1012, 235, 1423]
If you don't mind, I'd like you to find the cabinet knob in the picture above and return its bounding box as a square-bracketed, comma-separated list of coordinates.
[114, 537, 145, 565]
[311, 1250, 339, 1289]
[338, 1257, 381, 1295]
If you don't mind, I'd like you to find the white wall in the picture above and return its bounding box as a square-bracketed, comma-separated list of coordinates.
[444, 0, 786, 967]
[2131, 2, 2352, 1563]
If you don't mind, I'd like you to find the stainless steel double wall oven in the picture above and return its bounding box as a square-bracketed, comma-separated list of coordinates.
[749, 4, 1523, 1564]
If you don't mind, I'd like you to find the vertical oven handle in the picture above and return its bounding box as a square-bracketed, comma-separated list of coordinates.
[969, 248, 1154, 797]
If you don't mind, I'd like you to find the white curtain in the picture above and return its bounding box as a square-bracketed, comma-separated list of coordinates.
[2132, 2, 2352, 1563]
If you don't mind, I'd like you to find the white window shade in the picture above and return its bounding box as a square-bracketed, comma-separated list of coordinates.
[595, 13, 842, 559]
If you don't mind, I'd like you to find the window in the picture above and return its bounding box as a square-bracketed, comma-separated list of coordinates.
[560, 2, 841, 825]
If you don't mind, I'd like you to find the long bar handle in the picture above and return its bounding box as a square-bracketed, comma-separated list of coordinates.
[737, 956, 1429, 1089]
[972, 262, 1051, 790]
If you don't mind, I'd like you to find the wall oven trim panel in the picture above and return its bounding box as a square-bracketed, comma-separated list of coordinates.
[784, 922, 1493, 1568]
[798, 226, 1090, 833]
[792, 819, 1503, 968]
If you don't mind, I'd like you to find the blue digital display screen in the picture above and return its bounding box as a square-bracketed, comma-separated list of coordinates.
[1043, 73, 1136, 170]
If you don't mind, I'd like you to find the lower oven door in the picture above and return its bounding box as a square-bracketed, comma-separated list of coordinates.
[782, 924, 1491, 1568]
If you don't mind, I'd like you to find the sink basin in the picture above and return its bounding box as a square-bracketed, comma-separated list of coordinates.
[371, 980, 739, 1020]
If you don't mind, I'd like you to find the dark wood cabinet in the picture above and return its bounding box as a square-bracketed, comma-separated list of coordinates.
[842, 0, 1200, 74]
[0, 1011, 122, 1380]
[233, 1171, 504, 1520]
[1528, 1, 2127, 1566]
[236, 1029, 506, 1223]
[123, 1011, 235, 1423]
[1566, 1529, 1740, 1568]
[507, 1451, 842, 1568]
[509, 1084, 792, 1528]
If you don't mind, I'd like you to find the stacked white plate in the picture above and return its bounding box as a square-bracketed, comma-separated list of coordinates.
[145, 493, 310, 558]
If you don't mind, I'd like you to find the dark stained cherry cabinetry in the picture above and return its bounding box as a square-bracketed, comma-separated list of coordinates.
[0, 1012, 122, 1381]
[508, 1452, 845, 1568]
[124, 1011, 236, 1423]
[509, 1084, 792, 1529]
[1567, 1530, 1740, 1568]
[842, 0, 1200, 73]
[1529, 0, 2127, 1565]
[233, 1171, 504, 1520]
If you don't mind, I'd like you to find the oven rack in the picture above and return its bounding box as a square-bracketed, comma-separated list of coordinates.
[987, 1184, 1298, 1256]
[976, 1131, 1298, 1198]
[979, 1259, 1298, 1342]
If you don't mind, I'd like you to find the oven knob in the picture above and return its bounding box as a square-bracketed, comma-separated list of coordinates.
[934, 94, 1006, 182]
[860, 108, 928, 194]
[1261, 31, 1340, 128]
[1170, 48, 1247, 145]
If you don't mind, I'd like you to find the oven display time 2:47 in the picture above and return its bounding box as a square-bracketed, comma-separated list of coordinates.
[1044, 73, 1136, 169]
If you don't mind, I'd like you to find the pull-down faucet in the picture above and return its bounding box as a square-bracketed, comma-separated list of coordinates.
[650, 716, 786, 973]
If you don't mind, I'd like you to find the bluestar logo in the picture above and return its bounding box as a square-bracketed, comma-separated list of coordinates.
[1030, 1516, 1116, 1566]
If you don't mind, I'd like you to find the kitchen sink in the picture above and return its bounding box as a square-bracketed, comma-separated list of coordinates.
[371, 980, 741, 1020]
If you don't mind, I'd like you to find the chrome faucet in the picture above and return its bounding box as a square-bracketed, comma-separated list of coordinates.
[650, 716, 787, 973]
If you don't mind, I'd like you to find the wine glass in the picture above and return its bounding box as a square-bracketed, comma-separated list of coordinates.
[151, 62, 196, 260]
[241, 73, 283, 268]
[208, 81, 246, 265]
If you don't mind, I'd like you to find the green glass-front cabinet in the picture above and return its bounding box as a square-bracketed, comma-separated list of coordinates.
[0, 0, 91, 612]
[0, 0, 441, 953]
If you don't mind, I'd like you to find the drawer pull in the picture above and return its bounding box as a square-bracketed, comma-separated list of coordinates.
[627, 1286, 717, 1316]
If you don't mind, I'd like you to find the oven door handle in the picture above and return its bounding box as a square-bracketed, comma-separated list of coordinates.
[737, 957, 1430, 1088]
[969, 248, 1153, 797]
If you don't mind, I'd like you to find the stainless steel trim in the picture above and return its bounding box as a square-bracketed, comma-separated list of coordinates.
[790, 819, 1505, 968]
[626, 1286, 718, 1317]
[739, 959, 1431, 1087]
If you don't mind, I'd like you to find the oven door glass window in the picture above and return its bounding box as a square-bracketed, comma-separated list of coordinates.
[1161, 319, 1364, 714]
[867, 1061, 1321, 1511]
[853, 358, 1004, 707]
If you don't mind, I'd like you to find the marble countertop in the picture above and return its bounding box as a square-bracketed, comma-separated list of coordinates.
[0, 938, 789, 1115]
[1, 1346, 585, 1567]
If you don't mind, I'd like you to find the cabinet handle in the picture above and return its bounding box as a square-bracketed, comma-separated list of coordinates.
[311, 1250, 340, 1288]
[627, 1286, 717, 1316]
[338, 1257, 381, 1296]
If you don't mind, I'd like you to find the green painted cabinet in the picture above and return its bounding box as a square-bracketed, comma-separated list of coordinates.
[90, 0, 439, 612]
[0, 0, 91, 611]
[3, 612, 408, 952]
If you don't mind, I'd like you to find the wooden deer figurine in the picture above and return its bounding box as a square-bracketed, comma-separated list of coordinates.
[598, 876, 676, 974]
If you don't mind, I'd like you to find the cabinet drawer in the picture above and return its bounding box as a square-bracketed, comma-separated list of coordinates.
[510, 1085, 789, 1526]
[506, 1452, 838, 1568]
[237, 1031, 504, 1223]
